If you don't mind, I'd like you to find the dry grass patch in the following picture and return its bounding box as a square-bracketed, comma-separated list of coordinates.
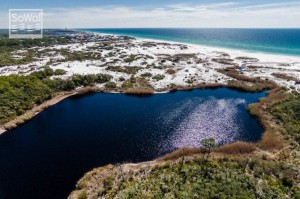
[124, 78, 154, 96]
[259, 131, 284, 151]
[235, 57, 259, 62]
[259, 87, 289, 105]
[271, 73, 300, 84]
[125, 88, 154, 96]
[212, 58, 236, 65]
[219, 68, 277, 91]
[227, 80, 271, 92]
[217, 142, 256, 154]
[159, 147, 200, 161]
[76, 86, 96, 95]
[166, 68, 176, 75]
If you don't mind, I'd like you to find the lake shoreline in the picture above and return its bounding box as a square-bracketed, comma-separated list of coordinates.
[0, 30, 294, 136]
[68, 86, 293, 199]
[0, 86, 96, 135]
[0, 82, 273, 199]
[0, 81, 272, 135]
[0, 28, 300, 197]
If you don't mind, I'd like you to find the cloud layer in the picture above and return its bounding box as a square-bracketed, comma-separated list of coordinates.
[1, 1, 300, 28]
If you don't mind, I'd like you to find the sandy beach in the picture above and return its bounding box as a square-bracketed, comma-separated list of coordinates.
[1, 32, 300, 93]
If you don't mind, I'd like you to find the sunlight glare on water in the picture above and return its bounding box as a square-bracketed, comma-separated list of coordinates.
[0, 88, 265, 199]
[162, 97, 247, 150]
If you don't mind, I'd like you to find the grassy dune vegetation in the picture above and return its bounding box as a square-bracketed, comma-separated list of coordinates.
[0, 36, 71, 67]
[0, 67, 111, 124]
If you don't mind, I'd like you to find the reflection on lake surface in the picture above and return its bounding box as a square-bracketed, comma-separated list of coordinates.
[0, 88, 266, 199]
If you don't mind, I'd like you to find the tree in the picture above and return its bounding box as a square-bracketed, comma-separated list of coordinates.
[200, 137, 217, 162]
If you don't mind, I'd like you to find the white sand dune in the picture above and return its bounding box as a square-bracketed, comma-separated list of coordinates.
[1, 33, 300, 92]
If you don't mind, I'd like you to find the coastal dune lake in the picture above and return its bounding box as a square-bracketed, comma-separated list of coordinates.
[0, 88, 266, 199]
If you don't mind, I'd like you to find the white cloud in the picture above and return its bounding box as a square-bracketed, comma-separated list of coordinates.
[0, 2, 300, 28]
[168, 2, 238, 11]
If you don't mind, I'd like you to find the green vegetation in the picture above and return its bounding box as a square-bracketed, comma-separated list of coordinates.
[140, 72, 152, 78]
[105, 82, 117, 89]
[0, 36, 71, 66]
[153, 74, 165, 81]
[118, 77, 125, 82]
[200, 138, 217, 161]
[30, 67, 66, 79]
[271, 92, 300, 143]
[124, 54, 137, 63]
[185, 77, 195, 84]
[0, 74, 52, 123]
[0, 68, 111, 124]
[53, 69, 67, 76]
[121, 81, 134, 89]
[71, 154, 300, 199]
[60, 50, 102, 62]
[121, 76, 136, 90]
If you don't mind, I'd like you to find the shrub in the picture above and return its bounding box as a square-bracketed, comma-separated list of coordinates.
[121, 81, 134, 90]
[105, 82, 117, 89]
[31, 66, 55, 79]
[140, 72, 152, 78]
[186, 78, 194, 84]
[124, 54, 136, 63]
[118, 77, 125, 82]
[54, 69, 67, 76]
[166, 69, 176, 75]
[152, 74, 165, 81]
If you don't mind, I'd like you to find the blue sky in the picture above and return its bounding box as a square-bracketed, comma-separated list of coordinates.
[0, 0, 300, 28]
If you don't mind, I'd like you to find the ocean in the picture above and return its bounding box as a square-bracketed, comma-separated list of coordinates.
[82, 28, 300, 57]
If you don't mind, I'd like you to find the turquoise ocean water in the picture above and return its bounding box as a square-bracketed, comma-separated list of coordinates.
[82, 28, 300, 57]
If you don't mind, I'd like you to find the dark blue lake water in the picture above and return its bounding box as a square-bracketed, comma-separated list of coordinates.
[0, 88, 266, 199]
[82, 28, 300, 57]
